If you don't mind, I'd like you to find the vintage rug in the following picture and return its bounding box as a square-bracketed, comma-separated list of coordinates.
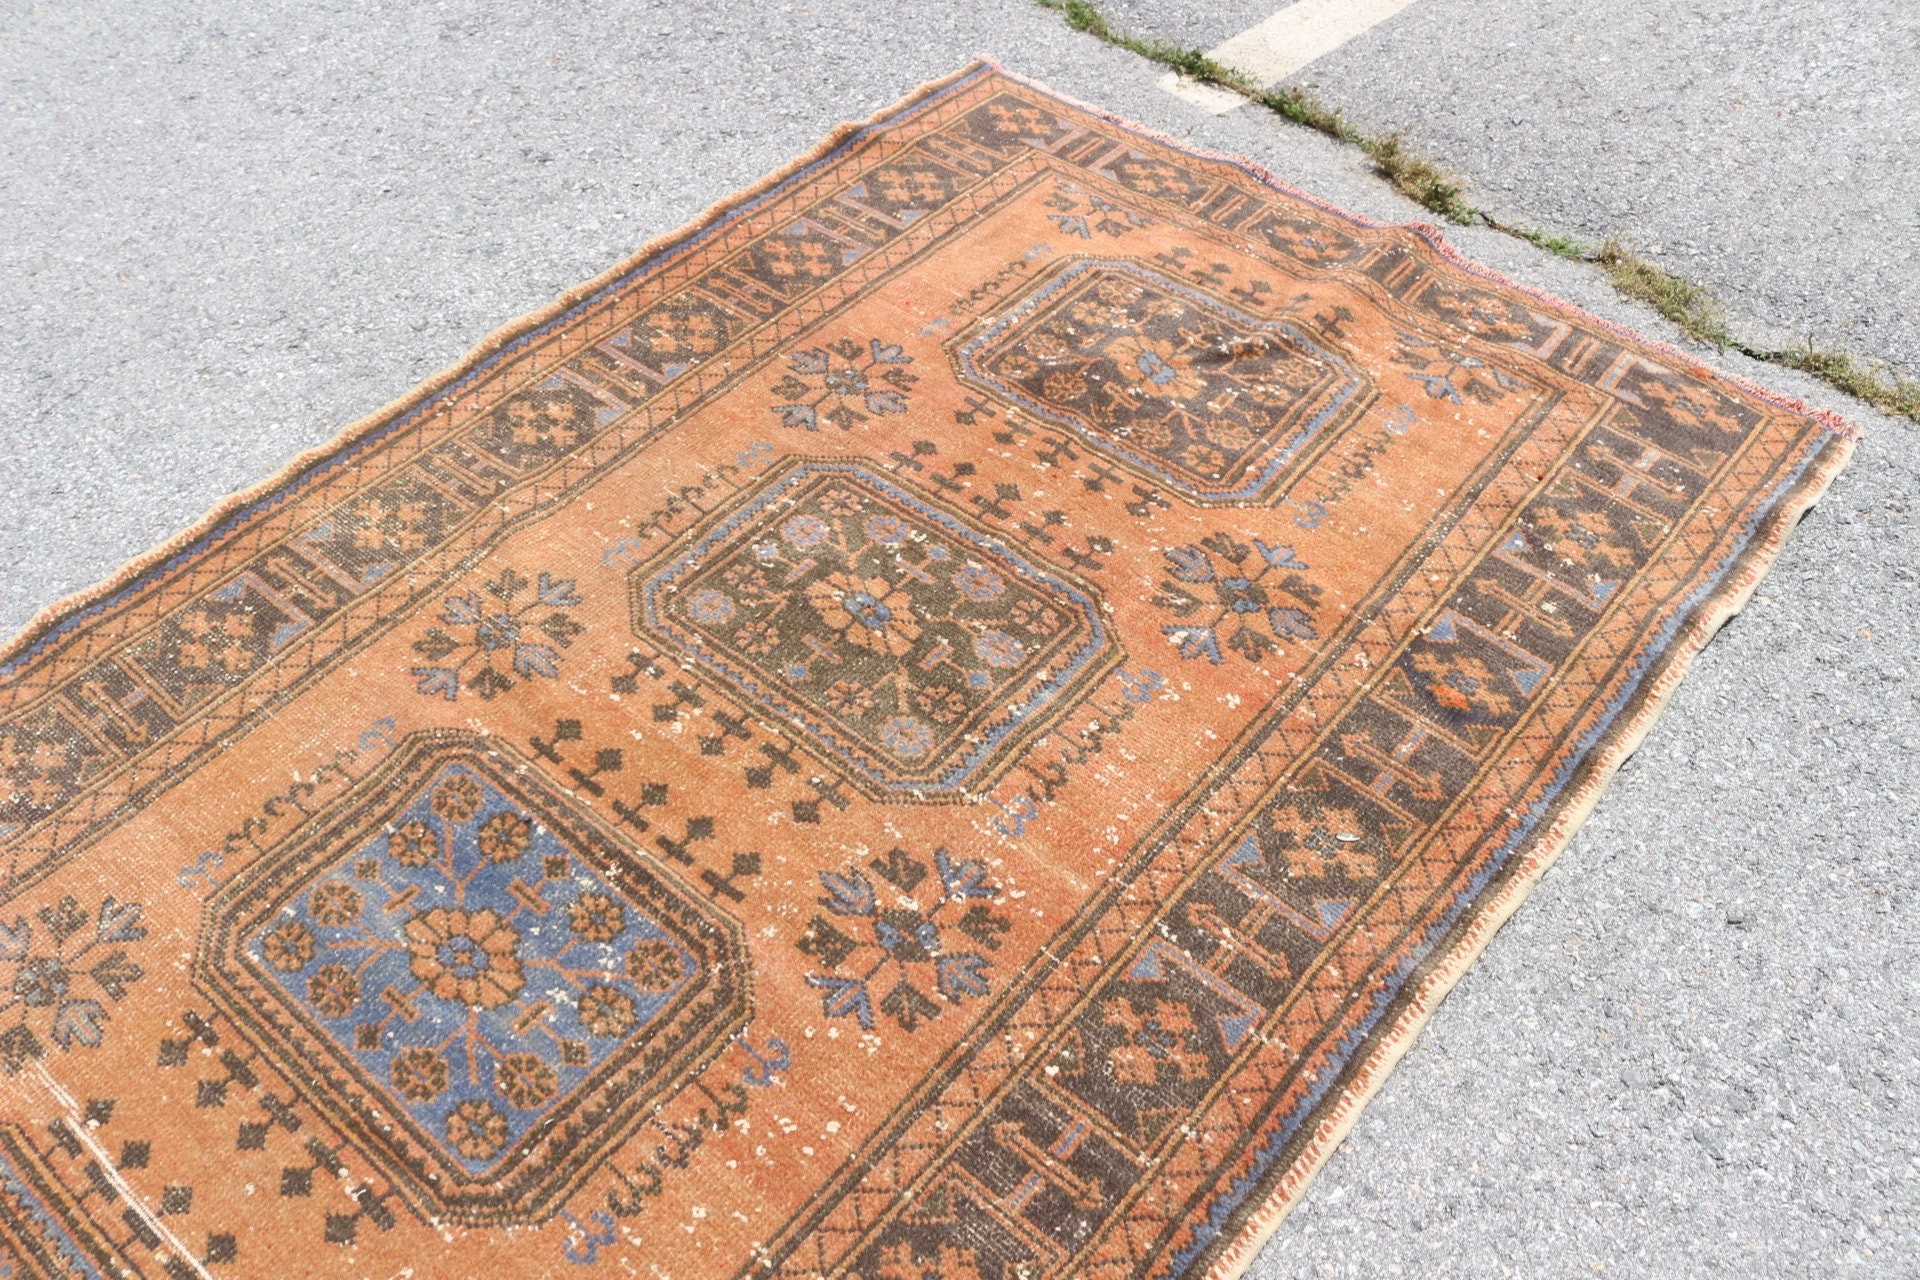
[0, 62, 1852, 1280]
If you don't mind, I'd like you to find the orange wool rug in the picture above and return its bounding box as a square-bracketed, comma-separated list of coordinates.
[0, 63, 1852, 1280]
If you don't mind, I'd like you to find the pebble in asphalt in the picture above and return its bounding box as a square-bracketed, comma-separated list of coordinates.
[2, 2, 1914, 1274]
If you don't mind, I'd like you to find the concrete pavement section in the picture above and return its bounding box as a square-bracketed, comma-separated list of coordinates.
[3, 2, 1915, 1274]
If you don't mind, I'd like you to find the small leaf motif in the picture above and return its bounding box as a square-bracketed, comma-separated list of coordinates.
[807, 974, 875, 1030]
[1256, 540, 1307, 570]
[513, 644, 561, 679]
[789, 348, 832, 376]
[1163, 545, 1216, 583]
[88, 950, 144, 1000]
[413, 667, 461, 701]
[51, 1000, 108, 1050]
[1164, 625, 1224, 665]
[441, 594, 484, 626]
[936, 849, 997, 900]
[936, 954, 991, 1000]
[775, 404, 819, 431]
[37, 898, 88, 942]
[95, 898, 147, 944]
[536, 573, 581, 608]
[1269, 607, 1318, 641]
[817, 870, 876, 918]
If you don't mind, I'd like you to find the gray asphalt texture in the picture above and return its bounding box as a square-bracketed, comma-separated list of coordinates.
[3, 3, 1915, 1276]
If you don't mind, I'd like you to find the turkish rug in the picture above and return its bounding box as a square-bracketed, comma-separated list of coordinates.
[0, 62, 1852, 1280]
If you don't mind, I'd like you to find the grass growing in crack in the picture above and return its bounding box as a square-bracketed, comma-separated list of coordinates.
[1595, 240, 1730, 347]
[1257, 83, 1361, 143]
[1362, 133, 1475, 224]
[1769, 346, 1920, 422]
[1512, 226, 1593, 260]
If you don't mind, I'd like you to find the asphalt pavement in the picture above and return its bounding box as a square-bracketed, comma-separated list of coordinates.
[2, 2, 1915, 1275]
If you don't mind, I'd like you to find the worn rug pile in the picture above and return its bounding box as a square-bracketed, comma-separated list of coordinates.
[0, 63, 1851, 1280]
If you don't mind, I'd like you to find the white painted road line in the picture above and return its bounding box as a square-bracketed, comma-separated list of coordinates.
[1160, 0, 1429, 114]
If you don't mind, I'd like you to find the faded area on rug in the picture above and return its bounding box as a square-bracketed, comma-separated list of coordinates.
[0, 62, 1851, 1280]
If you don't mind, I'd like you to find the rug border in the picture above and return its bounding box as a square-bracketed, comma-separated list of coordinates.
[0, 57, 1862, 1280]
[1192, 422, 1851, 1280]
[977, 62, 1862, 1280]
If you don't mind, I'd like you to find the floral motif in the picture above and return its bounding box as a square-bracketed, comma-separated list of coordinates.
[1043, 178, 1154, 239]
[617, 299, 733, 370]
[1391, 329, 1521, 404]
[1151, 533, 1323, 664]
[973, 631, 1025, 668]
[173, 605, 262, 676]
[1107, 334, 1209, 400]
[1267, 805, 1384, 882]
[1407, 650, 1520, 723]
[963, 97, 1066, 149]
[1524, 500, 1644, 578]
[747, 229, 843, 288]
[1419, 283, 1539, 343]
[391, 1046, 450, 1102]
[446, 1099, 510, 1161]
[805, 573, 923, 656]
[798, 846, 1012, 1034]
[476, 811, 532, 863]
[823, 680, 878, 717]
[0, 894, 148, 1074]
[0, 726, 87, 823]
[770, 337, 917, 432]
[568, 893, 626, 944]
[878, 716, 934, 760]
[578, 986, 638, 1037]
[496, 1052, 559, 1110]
[625, 939, 686, 993]
[405, 908, 526, 1009]
[308, 881, 363, 926]
[912, 684, 969, 725]
[1250, 208, 1366, 267]
[411, 567, 585, 702]
[1635, 374, 1750, 437]
[307, 963, 360, 1018]
[389, 820, 434, 867]
[260, 922, 315, 972]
